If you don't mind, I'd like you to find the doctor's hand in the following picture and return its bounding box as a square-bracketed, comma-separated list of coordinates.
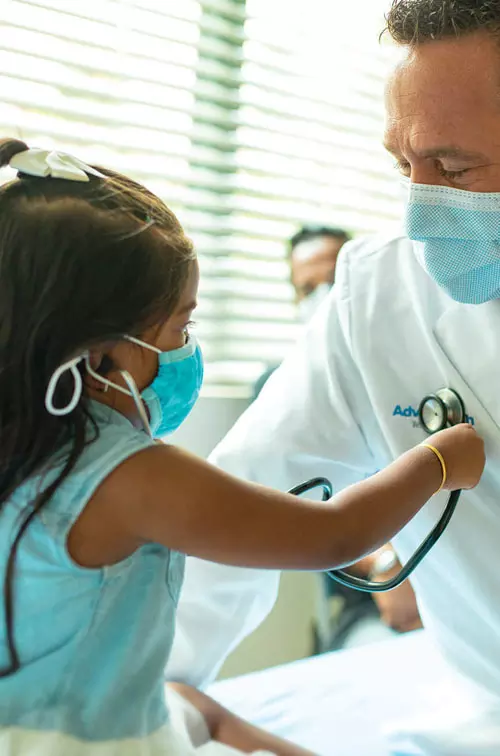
[424, 424, 485, 491]
[373, 574, 423, 633]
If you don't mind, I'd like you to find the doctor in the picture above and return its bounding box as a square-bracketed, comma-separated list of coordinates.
[169, 0, 500, 714]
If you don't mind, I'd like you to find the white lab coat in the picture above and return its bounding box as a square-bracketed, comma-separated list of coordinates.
[167, 231, 500, 703]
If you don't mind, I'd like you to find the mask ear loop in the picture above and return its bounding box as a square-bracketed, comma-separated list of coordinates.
[84, 356, 153, 439]
[45, 356, 85, 416]
[120, 370, 153, 439]
[84, 356, 131, 398]
[125, 334, 161, 354]
[122, 336, 160, 438]
[45, 349, 155, 439]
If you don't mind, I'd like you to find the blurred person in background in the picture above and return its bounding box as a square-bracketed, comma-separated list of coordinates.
[254, 226, 350, 399]
[289, 225, 351, 322]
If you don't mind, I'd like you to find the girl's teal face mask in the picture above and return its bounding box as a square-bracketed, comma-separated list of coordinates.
[137, 335, 204, 437]
[45, 333, 204, 439]
[406, 182, 500, 305]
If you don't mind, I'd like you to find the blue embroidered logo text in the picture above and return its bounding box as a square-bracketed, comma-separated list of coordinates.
[393, 405, 419, 418]
[393, 404, 475, 426]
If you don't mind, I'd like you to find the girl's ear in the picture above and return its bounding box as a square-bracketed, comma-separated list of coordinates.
[87, 349, 104, 371]
[96, 354, 114, 377]
[84, 350, 113, 391]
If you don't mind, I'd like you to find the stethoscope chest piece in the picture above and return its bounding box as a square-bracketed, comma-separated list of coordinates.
[419, 388, 466, 434]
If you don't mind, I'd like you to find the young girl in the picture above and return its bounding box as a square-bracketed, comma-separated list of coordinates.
[0, 138, 484, 756]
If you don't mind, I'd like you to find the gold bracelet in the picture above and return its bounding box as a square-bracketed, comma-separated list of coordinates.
[421, 443, 447, 493]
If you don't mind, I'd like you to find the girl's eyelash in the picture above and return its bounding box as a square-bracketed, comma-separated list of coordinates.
[186, 320, 197, 328]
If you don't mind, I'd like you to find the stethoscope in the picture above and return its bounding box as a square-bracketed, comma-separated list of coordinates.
[288, 388, 466, 593]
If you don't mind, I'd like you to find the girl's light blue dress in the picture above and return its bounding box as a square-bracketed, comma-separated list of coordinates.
[0, 402, 191, 754]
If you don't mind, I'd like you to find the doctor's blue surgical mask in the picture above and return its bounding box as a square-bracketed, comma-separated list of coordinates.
[406, 182, 500, 304]
[45, 334, 204, 438]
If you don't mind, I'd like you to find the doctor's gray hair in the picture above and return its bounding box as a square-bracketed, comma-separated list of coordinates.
[385, 0, 500, 45]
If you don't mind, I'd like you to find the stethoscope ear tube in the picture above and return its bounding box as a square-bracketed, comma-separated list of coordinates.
[288, 478, 462, 593]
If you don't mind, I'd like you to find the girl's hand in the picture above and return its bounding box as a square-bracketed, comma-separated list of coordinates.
[424, 424, 485, 491]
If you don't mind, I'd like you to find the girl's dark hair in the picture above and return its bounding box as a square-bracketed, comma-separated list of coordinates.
[0, 137, 195, 675]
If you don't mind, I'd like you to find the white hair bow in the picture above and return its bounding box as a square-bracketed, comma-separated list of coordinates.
[9, 148, 104, 183]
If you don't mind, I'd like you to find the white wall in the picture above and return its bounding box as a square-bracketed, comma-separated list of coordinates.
[219, 571, 317, 679]
[169, 394, 249, 459]
[170, 395, 318, 679]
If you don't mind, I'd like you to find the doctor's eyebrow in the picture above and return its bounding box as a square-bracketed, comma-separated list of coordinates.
[415, 146, 489, 162]
[383, 142, 489, 163]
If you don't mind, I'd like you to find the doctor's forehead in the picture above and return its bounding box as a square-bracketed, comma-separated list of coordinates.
[383, 33, 500, 156]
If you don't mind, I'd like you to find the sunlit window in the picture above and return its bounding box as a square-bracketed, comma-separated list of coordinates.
[0, 0, 401, 394]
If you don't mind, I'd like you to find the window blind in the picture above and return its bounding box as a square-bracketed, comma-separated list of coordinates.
[0, 0, 402, 395]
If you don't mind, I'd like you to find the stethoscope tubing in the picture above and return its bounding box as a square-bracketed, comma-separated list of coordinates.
[288, 476, 461, 592]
